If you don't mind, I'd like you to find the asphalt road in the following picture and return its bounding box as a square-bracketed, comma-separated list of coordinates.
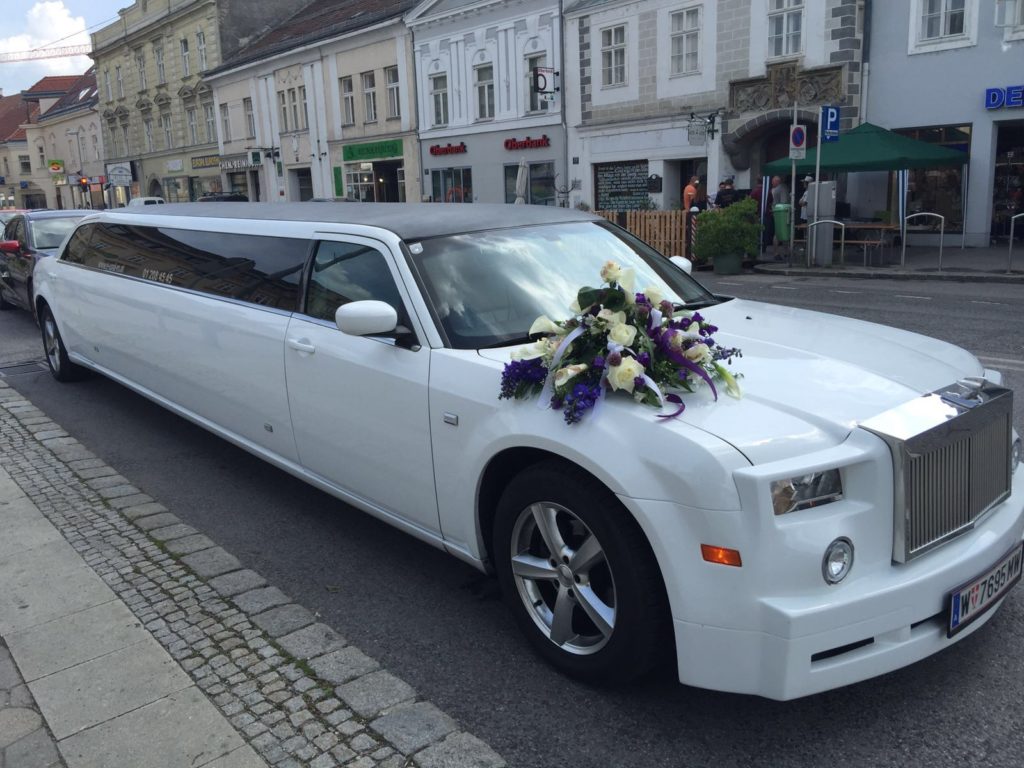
[2, 274, 1024, 768]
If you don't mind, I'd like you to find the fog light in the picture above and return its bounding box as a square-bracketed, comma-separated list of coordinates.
[1013, 438, 1022, 474]
[822, 538, 854, 585]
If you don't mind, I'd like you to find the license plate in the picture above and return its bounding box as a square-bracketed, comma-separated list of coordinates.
[947, 543, 1024, 638]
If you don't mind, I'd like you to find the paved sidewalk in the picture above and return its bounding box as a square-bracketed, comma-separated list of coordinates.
[0, 379, 505, 768]
[752, 242, 1024, 283]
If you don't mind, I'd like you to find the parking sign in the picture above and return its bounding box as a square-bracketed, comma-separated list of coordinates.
[822, 106, 840, 142]
[789, 125, 807, 160]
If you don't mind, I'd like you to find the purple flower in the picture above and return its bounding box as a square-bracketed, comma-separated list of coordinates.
[563, 381, 602, 424]
[659, 300, 674, 318]
[550, 394, 564, 408]
[499, 358, 548, 400]
[636, 352, 650, 367]
[633, 376, 647, 391]
[592, 355, 606, 370]
[635, 292, 648, 306]
[690, 312, 705, 325]
[606, 350, 622, 367]
[635, 304, 651, 321]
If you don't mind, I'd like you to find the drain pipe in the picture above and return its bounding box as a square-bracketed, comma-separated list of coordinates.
[860, 0, 872, 122]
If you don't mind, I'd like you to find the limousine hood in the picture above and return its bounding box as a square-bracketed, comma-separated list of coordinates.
[479, 298, 985, 465]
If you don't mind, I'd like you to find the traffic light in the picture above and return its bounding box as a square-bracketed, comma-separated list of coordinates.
[79, 176, 89, 192]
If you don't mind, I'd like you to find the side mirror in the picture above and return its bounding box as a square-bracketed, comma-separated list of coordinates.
[670, 255, 693, 275]
[335, 300, 398, 337]
[0, 240, 20, 254]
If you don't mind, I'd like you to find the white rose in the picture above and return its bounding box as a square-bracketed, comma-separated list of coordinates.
[553, 363, 588, 388]
[686, 321, 701, 334]
[599, 260, 622, 284]
[606, 356, 646, 393]
[529, 315, 562, 336]
[597, 309, 626, 326]
[643, 285, 664, 307]
[608, 323, 638, 348]
[685, 343, 712, 364]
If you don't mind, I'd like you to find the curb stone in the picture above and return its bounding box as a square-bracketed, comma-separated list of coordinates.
[0, 379, 506, 768]
[0, 640, 65, 768]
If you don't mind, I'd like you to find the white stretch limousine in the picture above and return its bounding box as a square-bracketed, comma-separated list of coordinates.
[34, 203, 1023, 700]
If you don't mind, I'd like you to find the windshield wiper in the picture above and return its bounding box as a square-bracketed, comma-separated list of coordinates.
[480, 335, 535, 349]
[674, 297, 722, 310]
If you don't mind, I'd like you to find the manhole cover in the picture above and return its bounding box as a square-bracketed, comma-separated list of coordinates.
[0, 361, 47, 377]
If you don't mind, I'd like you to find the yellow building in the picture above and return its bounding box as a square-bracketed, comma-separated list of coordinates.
[91, 0, 299, 204]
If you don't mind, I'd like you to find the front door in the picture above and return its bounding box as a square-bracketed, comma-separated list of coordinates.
[284, 235, 438, 534]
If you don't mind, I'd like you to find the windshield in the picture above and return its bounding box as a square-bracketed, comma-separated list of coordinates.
[409, 221, 720, 349]
[31, 217, 83, 250]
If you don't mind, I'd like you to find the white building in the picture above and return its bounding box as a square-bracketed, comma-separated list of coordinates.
[564, 0, 867, 210]
[205, 0, 421, 203]
[407, 0, 565, 204]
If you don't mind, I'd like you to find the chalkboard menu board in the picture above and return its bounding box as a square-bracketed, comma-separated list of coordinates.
[594, 160, 650, 211]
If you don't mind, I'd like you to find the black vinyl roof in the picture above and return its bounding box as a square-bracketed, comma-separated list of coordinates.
[114, 203, 601, 241]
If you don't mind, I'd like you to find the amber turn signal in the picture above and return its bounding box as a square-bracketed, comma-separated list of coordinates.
[701, 544, 743, 567]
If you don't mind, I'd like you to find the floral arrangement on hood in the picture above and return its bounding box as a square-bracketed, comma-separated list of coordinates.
[499, 260, 742, 424]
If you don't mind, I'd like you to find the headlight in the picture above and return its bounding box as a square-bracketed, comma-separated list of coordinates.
[1013, 438, 1022, 474]
[771, 469, 843, 515]
[822, 538, 854, 584]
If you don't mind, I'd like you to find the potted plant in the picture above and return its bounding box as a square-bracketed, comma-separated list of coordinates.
[692, 198, 760, 275]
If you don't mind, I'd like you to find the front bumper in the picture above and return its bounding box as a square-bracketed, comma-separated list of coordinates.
[619, 433, 1024, 700]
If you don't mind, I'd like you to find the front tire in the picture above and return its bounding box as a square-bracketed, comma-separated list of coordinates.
[493, 461, 669, 683]
[40, 304, 87, 382]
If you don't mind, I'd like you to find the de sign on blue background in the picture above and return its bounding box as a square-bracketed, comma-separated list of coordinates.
[986, 85, 1024, 110]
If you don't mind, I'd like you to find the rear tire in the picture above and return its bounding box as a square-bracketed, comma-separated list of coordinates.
[40, 304, 87, 382]
[493, 461, 670, 683]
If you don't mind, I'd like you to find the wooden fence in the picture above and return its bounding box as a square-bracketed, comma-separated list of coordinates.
[594, 210, 690, 258]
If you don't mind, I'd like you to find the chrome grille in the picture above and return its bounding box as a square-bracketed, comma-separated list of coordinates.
[862, 380, 1014, 563]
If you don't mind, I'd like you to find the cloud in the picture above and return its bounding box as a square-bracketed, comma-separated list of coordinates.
[1, 2, 92, 92]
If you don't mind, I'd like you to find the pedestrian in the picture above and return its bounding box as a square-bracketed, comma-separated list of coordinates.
[769, 175, 791, 259]
[798, 175, 813, 224]
[683, 176, 700, 211]
[716, 179, 736, 209]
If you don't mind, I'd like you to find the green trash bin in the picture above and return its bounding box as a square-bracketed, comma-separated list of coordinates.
[772, 203, 792, 243]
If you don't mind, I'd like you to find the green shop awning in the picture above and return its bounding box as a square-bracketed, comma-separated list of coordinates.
[762, 122, 968, 176]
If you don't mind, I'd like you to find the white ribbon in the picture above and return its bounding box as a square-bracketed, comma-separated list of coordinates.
[537, 326, 586, 409]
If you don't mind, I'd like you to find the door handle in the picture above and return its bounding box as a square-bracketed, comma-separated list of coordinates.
[287, 338, 316, 354]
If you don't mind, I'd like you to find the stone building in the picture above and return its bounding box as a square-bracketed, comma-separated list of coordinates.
[206, 0, 421, 203]
[90, 0, 299, 204]
[563, 0, 867, 210]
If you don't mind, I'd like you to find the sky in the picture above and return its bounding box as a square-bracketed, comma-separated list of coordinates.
[1, 1, 128, 96]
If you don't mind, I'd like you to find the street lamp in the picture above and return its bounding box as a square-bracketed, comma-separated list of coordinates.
[65, 129, 87, 208]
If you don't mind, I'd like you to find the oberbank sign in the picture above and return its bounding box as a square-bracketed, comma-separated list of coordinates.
[985, 84, 1024, 110]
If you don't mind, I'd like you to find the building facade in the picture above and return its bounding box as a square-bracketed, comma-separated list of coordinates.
[564, 0, 867, 210]
[408, 0, 566, 205]
[206, 0, 421, 203]
[850, 0, 1024, 247]
[22, 70, 106, 210]
[90, 0, 297, 205]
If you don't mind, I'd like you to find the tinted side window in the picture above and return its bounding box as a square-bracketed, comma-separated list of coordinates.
[305, 241, 404, 323]
[154, 229, 307, 310]
[88, 223, 148, 277]
[62, 224, 95, 265]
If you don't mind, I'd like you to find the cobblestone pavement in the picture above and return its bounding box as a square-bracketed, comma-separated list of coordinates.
[0, 379, 506, 768]
[0, 640, 64, 768]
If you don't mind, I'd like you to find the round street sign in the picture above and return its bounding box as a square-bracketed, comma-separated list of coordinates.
[790, 126, 806, 148]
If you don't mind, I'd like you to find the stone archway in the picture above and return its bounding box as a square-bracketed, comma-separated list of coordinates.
[722, 109, 819, 173]
[148, 178, 164, 198]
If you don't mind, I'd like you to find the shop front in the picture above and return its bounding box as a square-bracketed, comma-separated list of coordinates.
[420, 129, 566, 205]
[188, 155, 223, 200]
[334, 138, 413, 203]
[220, 154, 263, 201]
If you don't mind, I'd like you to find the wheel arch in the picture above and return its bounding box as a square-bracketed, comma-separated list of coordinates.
[476, 448, 670, 603]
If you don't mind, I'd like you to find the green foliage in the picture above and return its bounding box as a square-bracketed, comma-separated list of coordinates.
[692, 197, 760, 263]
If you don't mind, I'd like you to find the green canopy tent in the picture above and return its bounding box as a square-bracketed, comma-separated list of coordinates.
[762, 121, 968, 175]
[761, 122, 970, 259]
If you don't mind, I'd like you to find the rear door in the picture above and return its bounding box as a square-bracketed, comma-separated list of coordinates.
[284, 235, 438, 533]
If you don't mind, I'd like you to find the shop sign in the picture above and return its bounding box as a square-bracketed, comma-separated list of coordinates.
[986, 85, 1024, 110]
[107, 162, 132, 186]
[48, 160, 65, 174]
[220, 154, 260, 171]
[342, 139, 403, 162]
[54, 175, 68, 186]
[504, 135, 551, 151]
[430, 142, 467, 156]
[166, 159, 184, 172]
[191, 155, 221, 170]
